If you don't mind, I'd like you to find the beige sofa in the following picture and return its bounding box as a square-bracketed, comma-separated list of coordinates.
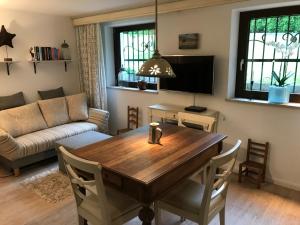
[0, 94, 109, 176]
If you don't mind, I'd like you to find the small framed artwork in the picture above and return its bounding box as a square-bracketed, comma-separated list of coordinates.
[179, 33, 199, 49]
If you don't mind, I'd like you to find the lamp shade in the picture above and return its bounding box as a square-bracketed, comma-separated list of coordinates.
[137, 50, 175, 78]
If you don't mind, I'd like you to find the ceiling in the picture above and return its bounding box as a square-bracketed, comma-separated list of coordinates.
[0, 0, 178, 17]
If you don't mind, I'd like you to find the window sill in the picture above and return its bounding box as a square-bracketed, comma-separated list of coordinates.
[226, 98, 300, 109]
[107, 86, 159, 94]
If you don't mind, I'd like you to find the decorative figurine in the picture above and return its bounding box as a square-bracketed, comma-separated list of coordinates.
[0, 25, 16, 61]
[61, 40, 71, 60]
[29, 47, 35, 60]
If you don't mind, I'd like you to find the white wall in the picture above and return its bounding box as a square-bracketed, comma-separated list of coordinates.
[0, 9, 80, 103]
[105, 0, 300, 191]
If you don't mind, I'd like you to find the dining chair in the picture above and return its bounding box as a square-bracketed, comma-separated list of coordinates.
[238, 139, 269, 188]
[154, 140, 241, 225]
[59, 146, 141, 225]
[117, 106, 139, 135]
[178, 112, 216, 132]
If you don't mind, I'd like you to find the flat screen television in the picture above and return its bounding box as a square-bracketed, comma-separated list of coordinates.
[160, 55, 214, 94]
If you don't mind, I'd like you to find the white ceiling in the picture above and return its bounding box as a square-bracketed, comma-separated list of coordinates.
[0, 0, 178, 17]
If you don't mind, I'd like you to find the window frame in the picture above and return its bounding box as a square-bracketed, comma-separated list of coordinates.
[235, 6, 300, 103]
[113, 23, 157, 90]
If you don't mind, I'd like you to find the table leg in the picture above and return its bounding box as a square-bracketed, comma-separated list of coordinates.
[138, 204, 154, 225]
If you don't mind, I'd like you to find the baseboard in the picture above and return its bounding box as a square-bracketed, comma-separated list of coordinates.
[233, 159, 300, 192]
[265, 177, 300, 192]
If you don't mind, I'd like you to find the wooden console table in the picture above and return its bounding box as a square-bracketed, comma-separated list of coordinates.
[148, 103, 220, 132]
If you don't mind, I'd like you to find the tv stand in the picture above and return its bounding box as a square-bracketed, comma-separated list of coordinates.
[148, 104, 219, 132]
[184, 105, 207, 113]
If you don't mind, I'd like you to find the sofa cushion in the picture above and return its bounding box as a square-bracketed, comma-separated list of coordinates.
[0, 92, 26, 111]
[15, 122, 98, 159]
[38, 97, 70, 128]
[0, 103, 48, 137]
[38, 87, 65, 100]
[66, 93, 88, 121]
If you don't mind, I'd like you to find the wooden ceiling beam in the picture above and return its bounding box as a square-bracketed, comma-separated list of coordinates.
[73, 0, 250, 26]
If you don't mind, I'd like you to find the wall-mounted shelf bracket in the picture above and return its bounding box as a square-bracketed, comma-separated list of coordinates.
[29, 60, 72, 74]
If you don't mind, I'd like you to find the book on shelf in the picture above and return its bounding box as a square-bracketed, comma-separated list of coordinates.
[33, 46, 67, 61]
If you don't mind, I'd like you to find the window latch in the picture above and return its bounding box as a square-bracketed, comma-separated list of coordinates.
[240, 59, 244, 71]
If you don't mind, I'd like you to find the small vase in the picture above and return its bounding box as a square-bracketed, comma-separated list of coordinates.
[268, 85, 290, 104]
[137, 80, 147, 90]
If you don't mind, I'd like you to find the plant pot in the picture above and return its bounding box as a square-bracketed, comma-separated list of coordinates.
[137, 80, 147, 90]
[268, 85, 290, 104]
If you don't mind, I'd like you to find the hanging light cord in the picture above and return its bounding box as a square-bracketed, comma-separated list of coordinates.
[155, 0, 158, 52]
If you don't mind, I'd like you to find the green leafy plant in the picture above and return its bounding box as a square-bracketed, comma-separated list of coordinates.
[271, 70, 293, 87]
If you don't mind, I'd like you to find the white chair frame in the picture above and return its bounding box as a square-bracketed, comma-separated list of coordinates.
[59, 146, 141, 225]
[178, 112, 216, 132]
[154, 140, 241, 225]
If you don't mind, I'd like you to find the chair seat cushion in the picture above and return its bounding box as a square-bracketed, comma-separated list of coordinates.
[78, 187, 140, 223]
[159, 179, 225, 218]
[14, 122, 97, 159]
[161, 179, 206, 214]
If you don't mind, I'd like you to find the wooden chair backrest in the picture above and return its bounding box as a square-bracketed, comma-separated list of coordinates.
[200, 140, 241, 222]
[127, 106, 139, 129]
[246, 139, 269, 166]
[178, 112, 216, 132]
[59, 147, 111, 224]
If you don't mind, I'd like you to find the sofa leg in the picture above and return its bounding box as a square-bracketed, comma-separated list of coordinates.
[13, 168, 20, 177]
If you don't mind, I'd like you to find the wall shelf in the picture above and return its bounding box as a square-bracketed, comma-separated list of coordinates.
[29, 60, 72, 74]
[0, 61, 18, 76]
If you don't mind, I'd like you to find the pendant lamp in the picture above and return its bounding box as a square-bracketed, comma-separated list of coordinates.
[136, 0, 176, 78]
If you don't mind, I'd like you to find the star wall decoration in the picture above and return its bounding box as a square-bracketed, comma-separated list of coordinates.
[0, 25, 16, 48]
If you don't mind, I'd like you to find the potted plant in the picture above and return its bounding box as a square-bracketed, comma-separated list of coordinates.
[268, 70, 293, 104]
[267, 40, 300, 104]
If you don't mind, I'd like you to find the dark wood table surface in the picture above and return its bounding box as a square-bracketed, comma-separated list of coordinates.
[73, 123, 227, 225]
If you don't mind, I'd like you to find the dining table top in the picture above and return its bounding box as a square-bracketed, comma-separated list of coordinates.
[73, 123, 227, 185]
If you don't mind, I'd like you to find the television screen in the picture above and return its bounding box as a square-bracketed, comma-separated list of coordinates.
[160, 55, 214, 94]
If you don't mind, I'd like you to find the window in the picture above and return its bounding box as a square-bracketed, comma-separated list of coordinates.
[235, 6, 300, 102]
[113, 23, 157, 90]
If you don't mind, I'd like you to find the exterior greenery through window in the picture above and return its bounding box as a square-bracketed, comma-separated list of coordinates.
[113, 23, 157, 90]
[235, 6, 300, 102]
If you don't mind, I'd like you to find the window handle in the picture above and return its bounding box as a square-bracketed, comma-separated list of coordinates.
[240, 59, 244, 71]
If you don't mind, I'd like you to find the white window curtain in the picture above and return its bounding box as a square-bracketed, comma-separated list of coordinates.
[75, 24, 107, 110]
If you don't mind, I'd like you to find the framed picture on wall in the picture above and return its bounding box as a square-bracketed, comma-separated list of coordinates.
[179, 33, 199, 49]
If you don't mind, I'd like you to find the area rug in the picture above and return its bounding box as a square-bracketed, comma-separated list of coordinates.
[22, 168, 73, 203]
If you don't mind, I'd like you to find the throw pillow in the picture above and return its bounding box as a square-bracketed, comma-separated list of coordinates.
[65, 93, 88, 121]
[0, 103, 48, 137]
[0, 92, 26, 110]
[38, 97, 70, 127]
[38, 87, 65, 100]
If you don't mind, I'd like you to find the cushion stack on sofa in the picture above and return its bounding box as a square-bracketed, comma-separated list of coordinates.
[0, 93, 109, 174]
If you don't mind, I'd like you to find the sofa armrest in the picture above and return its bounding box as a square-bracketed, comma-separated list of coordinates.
[0, 128, 20, 161]
[87, 108, 110, 133]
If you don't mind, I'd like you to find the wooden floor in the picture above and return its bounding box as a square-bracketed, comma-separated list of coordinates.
[0, 160, 300, 225]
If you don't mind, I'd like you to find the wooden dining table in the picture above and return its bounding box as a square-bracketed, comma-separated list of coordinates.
[73, 123, 227, 225]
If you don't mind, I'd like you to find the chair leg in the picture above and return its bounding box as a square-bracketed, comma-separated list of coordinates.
[219, 207, 225, 225]
[180, 216, 186, 222]
[257, 172, 263, 189]
[257, 181, 261, 189]
[154, 202, 161, 225]
[78, 215, 87, 225]
[238, 165, 242, 183]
